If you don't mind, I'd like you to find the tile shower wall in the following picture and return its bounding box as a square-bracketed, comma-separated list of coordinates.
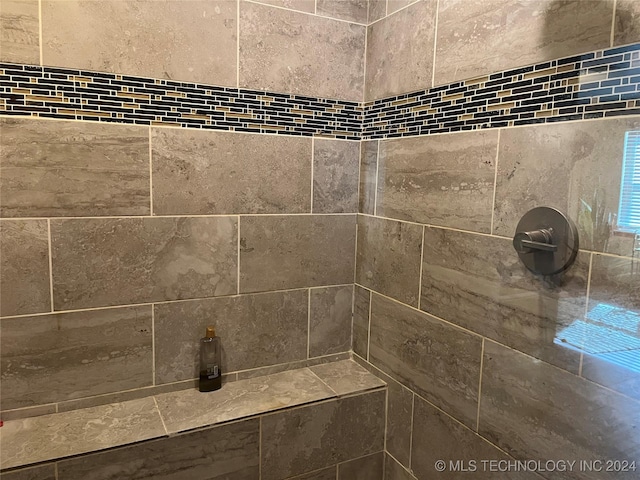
[0, 0, 361, 418]
[354, 2, 640, 480]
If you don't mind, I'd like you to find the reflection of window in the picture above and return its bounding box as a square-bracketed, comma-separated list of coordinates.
[618, 131, 640, 232]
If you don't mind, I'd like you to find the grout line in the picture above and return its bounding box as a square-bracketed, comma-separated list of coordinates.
[408, 393, 415, 469]
[336, 464, 340, 479]
[385, 0, 388, 16]
[366, 289, 372, 360]
[153, 397, 169, 435]
[362, 8, 368, 104]
[476, 337, 485, 432]
[311, 137, 315, 213]
[307, 288, 312, 359]
[244, 0, 368, 26]
[383, 379, 389, 451]
[610, 0, 618, 48]
[0, 213, 358, 221]
[431, 0, 439, 88]
[38, 0, 43, 66]
[490, 129, 501, 234]
[386, 451, 415, 479]
[237, 0, 240, 88]
[579, 252, 594, 377]
[259, 416, 263, 480]
[237, 215, 241, 294]
[148, 127, 153, 215]
[314, 0, 317, 15]
[151, 304, 156, 386]
[366, 0, 370, 26]
[417, 226, 425, 310]
[373, 140, 380, 215]
[356, 142, 363, 214]
[54, 462, 59, 480]
[47, 219, 54, 312]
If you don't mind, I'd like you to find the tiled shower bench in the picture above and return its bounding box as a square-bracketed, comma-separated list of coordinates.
[0, 360, 387, 480]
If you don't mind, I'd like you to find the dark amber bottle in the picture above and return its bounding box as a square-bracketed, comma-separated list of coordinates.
[199, 326, 222, 392]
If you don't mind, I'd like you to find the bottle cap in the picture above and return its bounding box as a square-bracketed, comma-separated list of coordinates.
[205, 326, 216, 338]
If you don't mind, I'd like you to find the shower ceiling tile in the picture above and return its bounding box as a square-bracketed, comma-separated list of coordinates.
[420, 227, 588, 374]
[152, 128, 311, 215]
[41, 0, 237, 86]
[376, 129, 498, 233]
[50, 216, 238, 310]
[0, 219, 51, 316]
[0, 118, 150, 218]
[494, 116, 640, 257]
[356, 215, 423, 308]
[369, 293, 483, 429]
[239, 1, 365, 102]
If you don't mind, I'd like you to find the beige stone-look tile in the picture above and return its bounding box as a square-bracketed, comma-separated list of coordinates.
[309, 286, 353, 357]
[384, 453, 416, 480]
[235, 352, 350, 381]
[377, 130, 498, 233]
[1, 118, 150, 218]
[57, 418, 260, 480]
[288, 468, 336, 480]
[420, 228, 588, 374]
[239, 215, 355, 292]
[352, 285, 371, 359]
[388, 0, 418, 14]
[0, 0, 39, 64]
[365, 0, 436, 100]
[581, 253, 640, 400]
[154, 290, 308, 384]
[261, 390, 385, 480]
[155, 368, 336, 435]
[313, 139, 359, 214]
[369, 293, 482, 428]
[386, 378, 413, 468]
[152, 128, 311, 215]
[338, 452, 384, 479]
[51, 216, 237, 310]
[0, 397, 165, 469]
[411, 396, 541, 480]
[0, 464, 56, 480]
[0, 404, 57, 422]
[317, 0, 368, 23]
[368, 0, 386, 23]
[494, 117, 640, 257]
[614, 0, 640, 45]
[239, 1, 365, 101]
[435, 0, 613, 86]
[41, 0, 237, 86]
[359, 140, 378, 215]
[310, 359, 385, 395]
[0, 220, 51, 317]
[1, 306, 152, 411]
[479, 340, 640, 480]
[356, 215, 422, 307]
[253, 0, 316, 14]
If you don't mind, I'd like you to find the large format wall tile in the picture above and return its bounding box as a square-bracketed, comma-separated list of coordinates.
[365, 0, 437, 100]
[1, 306, 152, 410]
[386, 377, 413, 468]
[41, 0, 237, 86]
[352, 285, 371, 359]
[313, 139, 359, 214]
[51, 217, 237, 310]
[359, 140, 378, 215]
[317, 0, 368, 24]
[309, 285, 352, 356]
[494, 117, 640, 257]
[369, 294, 482, 428]
[420, 228, 588, 373]
[239, 1, 365, 101]
[338, 452, 384, 479]
[377, 130, 498, 233]
[0, 118, 150, 218]
[434, 0, 613, 85]
[0, 0, 39, 64]
[368, 0, 386, 23]
[253, 0, 316, 14]
[356, 215, 422, 307]
[1, 464, 56, 480]
[385, 454, 416, 480]
[615, 0, 640, 45]
[480, 341, 640, 480]
[288, 467, 336, 480]
[0, 220, 51, 316]
[57, 419, 260, 480]
[240, 215, 355, 292]
[581, 254, 640, 400]
[152, 128, 311, 215]
[154, 290, 308, 384]
[261, 391, 385, 479]
[388, 0, 417, 14]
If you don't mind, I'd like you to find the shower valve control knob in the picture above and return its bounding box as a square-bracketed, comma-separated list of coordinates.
[513, 228, 558, 253]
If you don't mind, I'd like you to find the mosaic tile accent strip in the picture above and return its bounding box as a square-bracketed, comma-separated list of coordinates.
[1, 42, 639, 139]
